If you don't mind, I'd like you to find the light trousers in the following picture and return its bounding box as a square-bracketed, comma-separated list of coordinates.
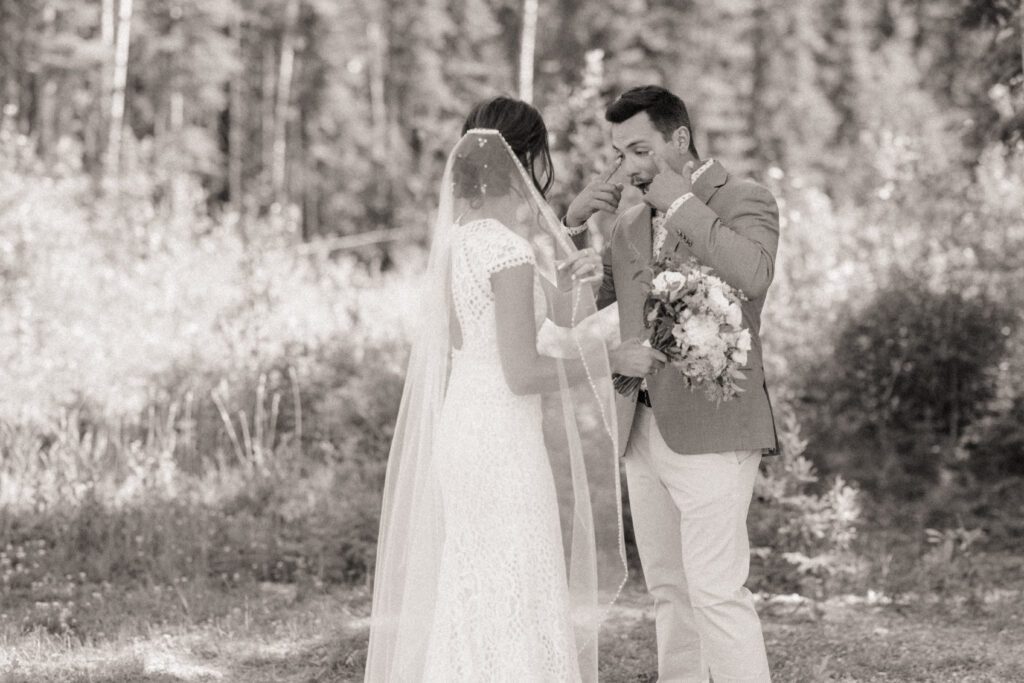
[623, 406, 771, 682]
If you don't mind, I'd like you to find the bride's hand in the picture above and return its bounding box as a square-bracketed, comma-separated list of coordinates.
[610, 338, 667, 377]
[556, 248, 603, 291]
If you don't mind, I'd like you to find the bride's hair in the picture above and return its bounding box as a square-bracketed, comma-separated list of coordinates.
[458, 97, 554, 198]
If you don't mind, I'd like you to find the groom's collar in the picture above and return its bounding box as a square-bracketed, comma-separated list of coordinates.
[692, 159, 728, 204]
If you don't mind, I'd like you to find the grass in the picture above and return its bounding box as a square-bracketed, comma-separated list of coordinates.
[1, 565, 1021, 682]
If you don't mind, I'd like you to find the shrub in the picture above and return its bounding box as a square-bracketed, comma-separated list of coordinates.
[813, 272, 1018, 496]
[748, 402, 862, 598]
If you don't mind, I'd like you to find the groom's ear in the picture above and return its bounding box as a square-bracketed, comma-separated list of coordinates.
[672, 126, 691, 154]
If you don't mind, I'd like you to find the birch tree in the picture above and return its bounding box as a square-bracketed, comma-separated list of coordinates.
[108, 0, 135, 179]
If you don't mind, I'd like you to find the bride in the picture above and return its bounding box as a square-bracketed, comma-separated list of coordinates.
[364, 97, 627, 682]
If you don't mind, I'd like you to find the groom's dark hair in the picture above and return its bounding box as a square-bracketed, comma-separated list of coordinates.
[605, 86, 699, 157]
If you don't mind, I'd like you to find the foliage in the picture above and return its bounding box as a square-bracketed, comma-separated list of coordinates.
[2, 0, 1022, 240]
[0, 341, 403, 594]
[0, 137, 408, 592]
[749, 403, 862, 599]
[819, 275, 1018, 494]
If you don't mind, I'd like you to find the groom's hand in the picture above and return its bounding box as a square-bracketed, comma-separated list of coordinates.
[609, 339, 667, 377]
[565, 179, 623, 228]
[643, 155, 695, 212]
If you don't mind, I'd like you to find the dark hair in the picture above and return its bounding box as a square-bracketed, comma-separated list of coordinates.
[461, 97, 554, 197]
[605, 85, 699, 157]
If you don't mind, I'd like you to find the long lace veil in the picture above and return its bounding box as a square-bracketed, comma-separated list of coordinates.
[364, 128, 627, 682]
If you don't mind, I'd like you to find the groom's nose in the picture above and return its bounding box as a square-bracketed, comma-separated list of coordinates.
[622, 156, 643, 178]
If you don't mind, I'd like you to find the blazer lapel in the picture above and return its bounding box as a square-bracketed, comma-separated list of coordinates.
[625, 205, 653, 271]
[617, 207, 653, 341]
[660, 217, 684, 261]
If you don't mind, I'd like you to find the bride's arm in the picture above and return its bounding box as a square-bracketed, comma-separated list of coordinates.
[491, 264, 592, 396]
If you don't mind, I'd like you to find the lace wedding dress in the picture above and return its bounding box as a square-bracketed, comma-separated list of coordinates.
[365, 128, 625, 683]
[422, 218, 580, 682]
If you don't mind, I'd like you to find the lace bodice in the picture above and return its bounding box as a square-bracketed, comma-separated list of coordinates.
[450, 219, 546, 360]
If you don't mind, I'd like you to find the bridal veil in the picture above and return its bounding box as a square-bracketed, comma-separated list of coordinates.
[365, 128, 627, 682]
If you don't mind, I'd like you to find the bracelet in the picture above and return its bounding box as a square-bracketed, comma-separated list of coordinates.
[563, 217, 589, 237]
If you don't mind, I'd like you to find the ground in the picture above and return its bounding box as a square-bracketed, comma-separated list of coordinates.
[2, 576, 1022, 682]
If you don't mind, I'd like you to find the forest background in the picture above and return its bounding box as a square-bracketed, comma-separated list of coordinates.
[1, 0, 1023, 680]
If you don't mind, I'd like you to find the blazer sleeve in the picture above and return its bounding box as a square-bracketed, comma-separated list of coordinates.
[595, 236, 616, 311]
[663, 182, 779, 300]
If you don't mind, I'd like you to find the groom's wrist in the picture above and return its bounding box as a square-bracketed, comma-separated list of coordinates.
[662, 192, 695, 224]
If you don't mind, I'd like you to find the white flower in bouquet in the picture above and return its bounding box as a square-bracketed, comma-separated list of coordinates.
[726, 302, 743, 328]
[680, 315, 720, 351]
[708, 348, 729, 375]
[737, 328, 752, 351]
[731, 329, 752, 366]
[704, 274, 726, 290]
[705, 285, 732, 315]
[652, 270, 687, 297]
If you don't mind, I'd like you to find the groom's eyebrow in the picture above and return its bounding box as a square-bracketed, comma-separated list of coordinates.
[611, 140, 645, 154]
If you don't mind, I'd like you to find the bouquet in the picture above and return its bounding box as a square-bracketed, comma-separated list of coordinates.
[613, 256, 751, 404]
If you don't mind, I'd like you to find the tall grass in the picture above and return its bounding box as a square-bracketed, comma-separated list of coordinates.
[0, 147, 416, 607]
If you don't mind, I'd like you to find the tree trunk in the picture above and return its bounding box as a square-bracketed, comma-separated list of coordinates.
[36, 4, 57, 160]
[366, 10, 393, 229]
[83, 0, 115, 177]
[367, 18, 386, 162]
[518, 0, 538, 103]
[748, 0, 768, 165]
[272, 0, 299, 205]
[261, 40, 275, 199]
[838, 0, 869, 143]
[168, 0, 188, 216]
[169, 90, 187, 216]
[101, 0, 114, 116]
[0, 3, 15, 112]
[108, 0, 135, 179]
[299, 102, 316, 240]
[228, 8, 244, 217]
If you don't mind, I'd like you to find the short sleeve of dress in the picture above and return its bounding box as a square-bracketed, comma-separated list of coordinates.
[478, 220, 535, 276]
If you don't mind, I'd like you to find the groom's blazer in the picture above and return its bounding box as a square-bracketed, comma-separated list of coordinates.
[578, 161, 780, 457]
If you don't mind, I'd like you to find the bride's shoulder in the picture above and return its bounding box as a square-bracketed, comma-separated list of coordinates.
[459, 218, 528, 246]
[457, 218, 533, 271]
[458, 217, 514, 234]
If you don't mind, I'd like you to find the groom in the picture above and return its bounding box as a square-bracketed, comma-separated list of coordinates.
[562, 85, 779, 682]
